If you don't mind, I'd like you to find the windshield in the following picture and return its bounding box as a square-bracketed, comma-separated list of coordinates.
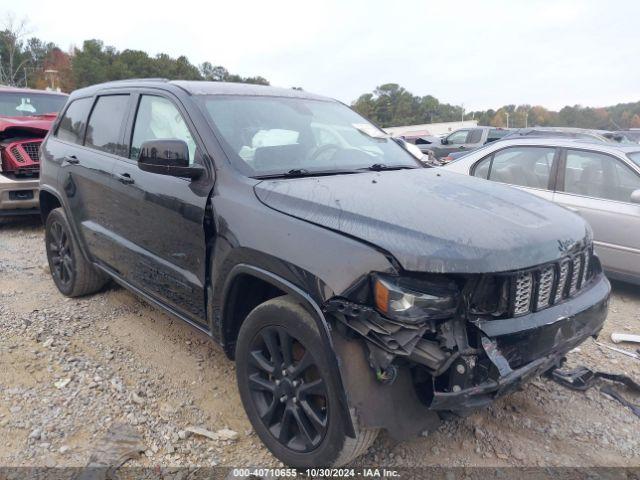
[197, 95, 419, 176]
[0, 92, 67, 117]
[628, 152, 640, 168]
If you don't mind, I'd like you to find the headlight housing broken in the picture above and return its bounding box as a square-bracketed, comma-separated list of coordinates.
[373, 274, 459, 323]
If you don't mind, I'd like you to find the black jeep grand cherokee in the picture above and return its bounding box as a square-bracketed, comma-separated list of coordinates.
[39, 79, 610, 467]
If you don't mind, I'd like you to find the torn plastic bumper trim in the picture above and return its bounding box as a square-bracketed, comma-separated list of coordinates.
[471, 274, 610, 337]
[323, 298, 454, 374]
[429, 293, 609, 410]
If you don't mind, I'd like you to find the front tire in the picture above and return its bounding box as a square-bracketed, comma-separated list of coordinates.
[235, 295, 378, 467]
[45, 207, 108, 297]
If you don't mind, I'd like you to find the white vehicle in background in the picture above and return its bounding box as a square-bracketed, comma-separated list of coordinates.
[443, 137, 640, 285]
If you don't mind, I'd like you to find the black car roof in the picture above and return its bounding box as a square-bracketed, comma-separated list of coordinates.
[69, 79, 335, 102]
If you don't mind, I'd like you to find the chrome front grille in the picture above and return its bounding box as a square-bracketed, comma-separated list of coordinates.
[554, 260, 570, 304]
[569, 255, 583, 295]
[509, 245, 594, 317]
[536, 266, 555, 310]
[22, 141, 41, 162]
[513, 273, 533, 315]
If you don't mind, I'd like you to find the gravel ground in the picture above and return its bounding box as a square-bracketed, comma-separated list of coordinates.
[0, 216, 639, 468]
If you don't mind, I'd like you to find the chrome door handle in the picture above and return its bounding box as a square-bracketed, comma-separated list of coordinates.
[64, 155, 79, 165]
[116, 173, 134, 185]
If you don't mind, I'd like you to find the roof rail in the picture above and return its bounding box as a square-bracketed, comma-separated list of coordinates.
[104, 78, 169, 84]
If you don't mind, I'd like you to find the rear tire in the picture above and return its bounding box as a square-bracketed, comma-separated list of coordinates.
[235, 295, 378, 467]
[45, 207, 108, 297]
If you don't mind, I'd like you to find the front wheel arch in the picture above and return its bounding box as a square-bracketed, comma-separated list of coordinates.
[221, 264, 355, 438]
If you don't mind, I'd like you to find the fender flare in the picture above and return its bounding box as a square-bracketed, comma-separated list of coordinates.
[39, 185, 94, 265]
[221, 263, 356, 437]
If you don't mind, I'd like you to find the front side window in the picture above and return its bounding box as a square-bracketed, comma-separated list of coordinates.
[130, 95, 196, 164]
[475, 146, 555, 189]
[85, 95, 130, 155]
[0, 92, 67, 117]
[564, 149, 640, 202]
[197, 95, 419, 176]
[446, 130, 469, 145]
[56, 97, 93, 144]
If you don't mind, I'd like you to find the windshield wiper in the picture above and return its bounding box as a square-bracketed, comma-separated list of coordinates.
[362, 163, 420, 171]
[253, 168, 360, 179]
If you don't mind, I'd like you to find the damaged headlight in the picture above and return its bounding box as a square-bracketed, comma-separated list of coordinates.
[373, 274, 459, 323]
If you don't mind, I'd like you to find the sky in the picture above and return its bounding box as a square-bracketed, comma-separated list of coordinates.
[6, 0, 640, 111]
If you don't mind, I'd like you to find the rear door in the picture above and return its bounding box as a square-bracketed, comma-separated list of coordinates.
[106, 91, 213, 324]
[553, 148, 640, 280]
[52, 93, 132, 266]
[470, 145, 558, 201]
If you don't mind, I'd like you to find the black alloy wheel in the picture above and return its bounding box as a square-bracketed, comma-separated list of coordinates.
[247, 326, 329, 452]
[48, 220, 74, 288]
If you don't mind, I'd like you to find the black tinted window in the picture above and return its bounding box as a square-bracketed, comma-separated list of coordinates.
[56, 98, 92, 144]
[85, 95, 130, 155]
[487, 129, 508, 142]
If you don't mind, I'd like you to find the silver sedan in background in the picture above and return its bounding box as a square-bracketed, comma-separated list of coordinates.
[443, 138, 640, 285]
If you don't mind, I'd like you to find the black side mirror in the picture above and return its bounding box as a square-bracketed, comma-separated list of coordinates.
[441, 138, 448, 145]
[138, 139, 204, 180]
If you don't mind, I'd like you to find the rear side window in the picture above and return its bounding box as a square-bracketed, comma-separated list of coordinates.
[56, 98, 92, 144]
[85, 95, 130, 155]
[467, 129, 483, 143]
[563, 149, 640, 202]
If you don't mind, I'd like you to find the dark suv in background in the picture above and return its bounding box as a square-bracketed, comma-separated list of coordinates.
[418, 126, 510, 159]
[39, 79, 610, 467]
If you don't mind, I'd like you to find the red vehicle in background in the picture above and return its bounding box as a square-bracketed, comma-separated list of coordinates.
[0, 87, 67, 217]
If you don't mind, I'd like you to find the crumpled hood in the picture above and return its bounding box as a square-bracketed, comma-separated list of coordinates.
[254, 168, 591, 273]
[0, 114, 56, 136]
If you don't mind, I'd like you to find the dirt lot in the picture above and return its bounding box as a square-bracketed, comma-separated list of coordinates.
[0, 216, 639, 468]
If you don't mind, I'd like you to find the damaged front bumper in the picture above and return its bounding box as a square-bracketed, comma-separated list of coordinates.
[325, 273, 610, 437]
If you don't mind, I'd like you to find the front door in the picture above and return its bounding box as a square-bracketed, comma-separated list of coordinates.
[107, 93, 213, 324]
[433, 129, 471, 158]
[553, 148, 640, 281]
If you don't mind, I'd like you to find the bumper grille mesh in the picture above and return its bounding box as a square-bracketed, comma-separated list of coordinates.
[22, 142, 41, 162]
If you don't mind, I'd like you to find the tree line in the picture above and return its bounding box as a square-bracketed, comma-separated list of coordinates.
[352, 83, 640, 130]
[2, 17, 639, 130]
[0, 16, 268, 93]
